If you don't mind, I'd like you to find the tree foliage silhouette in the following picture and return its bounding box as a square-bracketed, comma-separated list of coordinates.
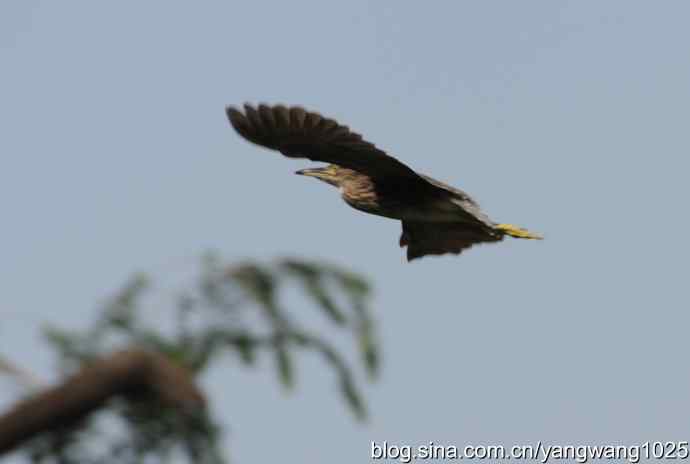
[0, 254, 379, 463]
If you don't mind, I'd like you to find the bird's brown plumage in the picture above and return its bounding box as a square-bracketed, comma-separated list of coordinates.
[226, 103, 541, 261]
[400, 221, 502, 261]
[226, 104, 423, 183]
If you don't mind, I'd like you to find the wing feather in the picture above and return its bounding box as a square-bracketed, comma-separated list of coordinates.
[401, 221, 502, 261]
[243, 105, 265, 134]
[226, 103, 425, 180]
[258, 104, 276, 128]
[272, 104, 290, 129]
[303, 111, 322, 129]
[289, 106, 307, 128]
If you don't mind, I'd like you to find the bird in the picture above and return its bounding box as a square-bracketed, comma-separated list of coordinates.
[226, 103, 542, 261]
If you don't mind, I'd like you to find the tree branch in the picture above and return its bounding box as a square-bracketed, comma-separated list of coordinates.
[0, 348, 205, 455]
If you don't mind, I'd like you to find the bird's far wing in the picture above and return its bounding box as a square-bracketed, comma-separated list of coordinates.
[400, 221, 502, 261]
[226, 104, 425, 181]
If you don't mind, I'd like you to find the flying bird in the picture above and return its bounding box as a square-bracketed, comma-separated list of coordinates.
[226, 104, 542, 261]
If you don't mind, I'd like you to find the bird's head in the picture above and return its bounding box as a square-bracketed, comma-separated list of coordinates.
[295, 164, 342, 187]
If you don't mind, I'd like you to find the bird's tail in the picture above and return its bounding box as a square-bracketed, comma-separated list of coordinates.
[495, 223, 543, 240]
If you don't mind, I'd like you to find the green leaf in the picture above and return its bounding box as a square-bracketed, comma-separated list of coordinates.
[358, 324, 380, 380]
[232, 334, 257, 366]
[340, 375, 367, 421]
[280, 260, 348, 325]
[275, 342, 294, 390]
[230, 263, 285, 326]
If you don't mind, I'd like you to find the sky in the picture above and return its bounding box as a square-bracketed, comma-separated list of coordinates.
[2, 1, 690, 462]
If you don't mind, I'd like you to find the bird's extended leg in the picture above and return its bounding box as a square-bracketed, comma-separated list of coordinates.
[494, 223, 543, 240]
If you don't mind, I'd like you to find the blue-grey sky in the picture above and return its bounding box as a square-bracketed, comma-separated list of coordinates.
[2, 1, 690, 462]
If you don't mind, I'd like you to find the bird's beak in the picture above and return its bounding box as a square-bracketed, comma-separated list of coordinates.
[295, 168, 323, 177]
[295, 167, 338, 186]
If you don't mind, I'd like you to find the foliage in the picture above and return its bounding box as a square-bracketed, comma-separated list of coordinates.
[20, 254, 378, 464]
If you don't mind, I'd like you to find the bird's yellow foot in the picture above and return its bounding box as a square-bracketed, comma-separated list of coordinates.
[495, 223, 543, 240]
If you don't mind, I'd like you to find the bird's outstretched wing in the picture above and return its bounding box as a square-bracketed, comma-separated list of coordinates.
[226, 104, 426, 182]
